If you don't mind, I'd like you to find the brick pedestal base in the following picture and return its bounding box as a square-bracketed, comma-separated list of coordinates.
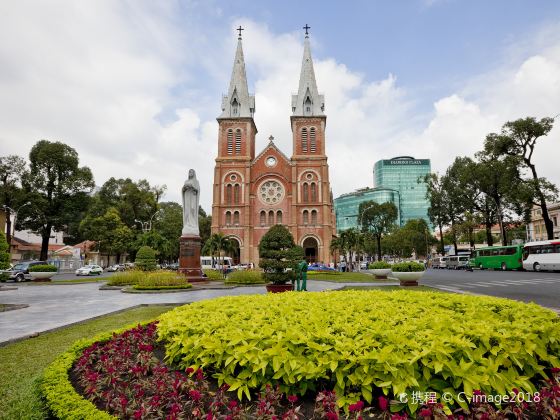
[178, 235, 206, 282]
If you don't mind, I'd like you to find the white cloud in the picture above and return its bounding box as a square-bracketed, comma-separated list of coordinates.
[1, 3, 559, 217]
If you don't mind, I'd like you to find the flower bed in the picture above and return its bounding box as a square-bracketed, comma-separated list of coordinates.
[42, 320, 560, 419]
[158, 291, 560, 412]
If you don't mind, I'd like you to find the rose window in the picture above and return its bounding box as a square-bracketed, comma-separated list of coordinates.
[259, 180, 284, 204]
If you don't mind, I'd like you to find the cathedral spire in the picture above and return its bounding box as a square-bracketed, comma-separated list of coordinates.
[292, 25, 324, 117]
[220, 27, 255, 119]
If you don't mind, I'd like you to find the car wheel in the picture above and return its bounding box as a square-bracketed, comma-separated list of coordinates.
[501, 263, 507, 271]
[478, 264, 484, 270]
[534, 262, 541, 272]
[16, 273, 24, 282]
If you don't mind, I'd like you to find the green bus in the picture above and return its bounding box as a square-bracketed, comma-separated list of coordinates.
[470, 244, 524, 271]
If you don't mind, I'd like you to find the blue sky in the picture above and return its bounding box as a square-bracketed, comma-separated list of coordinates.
[1, 1, 560, 211]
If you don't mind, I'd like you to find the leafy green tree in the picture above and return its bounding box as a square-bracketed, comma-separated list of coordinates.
[484, 117, 558, 239]
[424, 173, 449, 254]
[258, 225, 303, 284]
[19, 140, 94, 260]
[0, 231, 10, 271]
[203, 232, 236, 269]
[79, 207, 134, 263]
[338, 228, 361, 270]
[0, 155, 27, 246]
[152, 202, 183, 262]
[359, 201, 398, 261]
[198, 206, 212, 249]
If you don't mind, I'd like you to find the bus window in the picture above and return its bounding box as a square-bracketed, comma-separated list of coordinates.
[542, 245, 554, 254]
[555, 245, 560, 253]
[523, 248, 529, 260]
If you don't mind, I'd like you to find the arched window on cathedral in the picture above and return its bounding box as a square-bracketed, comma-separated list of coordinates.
[310, 182, 317, 202]
[225, 211, 232, 226]
[301, 128, 308, 153]
[226, 184, 233, 204]
[235, 129, 242, 154]
[233, 211, 240, 226]
[303, 210, 309, 225]
[234, 184, 241, 204]
[276, 210, 282, 225]
[311, 210, 318, 225]
[227, 129, 233, 155]
[310, 127, 317, 153]
[303, 183, 309, 203]
[268, 210, 274, 226]
[260, 211, 266, 226]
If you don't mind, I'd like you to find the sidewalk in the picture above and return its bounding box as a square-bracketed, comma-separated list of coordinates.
[0, 281, 387, 344]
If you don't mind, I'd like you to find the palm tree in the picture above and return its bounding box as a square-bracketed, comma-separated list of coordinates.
[204, 233, 236, 274]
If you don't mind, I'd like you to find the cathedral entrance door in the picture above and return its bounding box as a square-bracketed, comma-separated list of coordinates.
[230, 238, 241, 265]
[302, 237, 318, 264]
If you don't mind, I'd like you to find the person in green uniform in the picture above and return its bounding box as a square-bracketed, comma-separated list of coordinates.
[296, 260, 308, 291]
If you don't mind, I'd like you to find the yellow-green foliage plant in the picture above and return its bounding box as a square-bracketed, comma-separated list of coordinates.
[202, 269, 224, 281]
[106, 270, 146, 286]
[157, 290, 560, 412]
[224, 269, 265, 284]
[136, 271, 190, 287]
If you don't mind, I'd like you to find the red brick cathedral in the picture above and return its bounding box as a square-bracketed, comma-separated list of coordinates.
[211, 29, 336, 266]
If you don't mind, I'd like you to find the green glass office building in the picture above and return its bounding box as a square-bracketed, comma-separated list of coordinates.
[373, 156, 431, 225]
[334, 156, 431, 233]
[334, 187, 401, 232]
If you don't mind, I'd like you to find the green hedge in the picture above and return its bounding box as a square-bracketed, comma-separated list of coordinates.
[391, 261, 425, 272]
[132, 284, 192, 291]
[157, 291, 560, 411]
[225, 269, 265, 284]
[40, 329, 132, 419]
[106, 270, 145, 286]
[29, 264, 58, 272]
[368, 261, 391, 269]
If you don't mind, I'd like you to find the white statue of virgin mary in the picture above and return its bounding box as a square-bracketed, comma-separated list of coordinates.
[182, 169, 200, 236]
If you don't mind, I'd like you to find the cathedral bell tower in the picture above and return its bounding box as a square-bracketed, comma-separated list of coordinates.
[212, 27, 257, 264]
[290, 25, 334, 264]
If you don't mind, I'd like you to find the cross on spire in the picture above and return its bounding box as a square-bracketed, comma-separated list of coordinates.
[303, 24, 310, 37]
[236, 25, 244, 39]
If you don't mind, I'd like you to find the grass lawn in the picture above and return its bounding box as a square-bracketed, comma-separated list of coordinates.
[0, 304, 177, 420]
[307, 271, 393, 282]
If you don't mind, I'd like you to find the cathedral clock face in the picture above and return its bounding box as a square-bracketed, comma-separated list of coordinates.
[259, 180, 284, 204]
[265, 156, 277, 167]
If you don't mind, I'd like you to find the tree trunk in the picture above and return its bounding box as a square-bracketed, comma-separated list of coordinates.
[438, 223, 444, 254]
[526, 162, 554, 239]
[469, 227, 475, 249]
[5, 208, 12, 246]
[484, 218, 493, 246]
[451, 222, 458, 255]
[40, 224, 52, 261]
[376, 235, 382, 261]
[494, 199, 507, 246]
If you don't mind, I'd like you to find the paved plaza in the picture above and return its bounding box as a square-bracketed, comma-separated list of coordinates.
[0, 280, 388, 344]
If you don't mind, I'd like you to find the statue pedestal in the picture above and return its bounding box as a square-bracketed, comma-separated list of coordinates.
[178, 235, 206, 282]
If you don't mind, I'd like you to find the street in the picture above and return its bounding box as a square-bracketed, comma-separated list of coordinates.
[422, 268, 560, 311]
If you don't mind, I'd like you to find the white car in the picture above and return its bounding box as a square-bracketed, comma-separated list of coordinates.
[75, 265, 103, 276]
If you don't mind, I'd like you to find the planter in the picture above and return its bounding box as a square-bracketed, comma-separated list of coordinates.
[391, 271, 425, 287]
[29, 272, 56, 282]
[265, 283, 294, 293]
[371, 268, 392, 279]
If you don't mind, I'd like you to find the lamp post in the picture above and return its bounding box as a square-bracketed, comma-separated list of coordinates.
[135, 210, 162, 233]
[2, 201, 31, 246]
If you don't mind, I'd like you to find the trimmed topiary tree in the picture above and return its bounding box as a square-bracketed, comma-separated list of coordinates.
[135, 246, 157, 271]
[258, 225, 303, 285]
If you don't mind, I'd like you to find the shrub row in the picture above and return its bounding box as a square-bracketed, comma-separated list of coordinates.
[107, 270, 190, 288]
[225, 269, 265, 285]
[29, 264, 58, 272]
[202, 269, 224, 281]
[157, 290, 560, 411]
